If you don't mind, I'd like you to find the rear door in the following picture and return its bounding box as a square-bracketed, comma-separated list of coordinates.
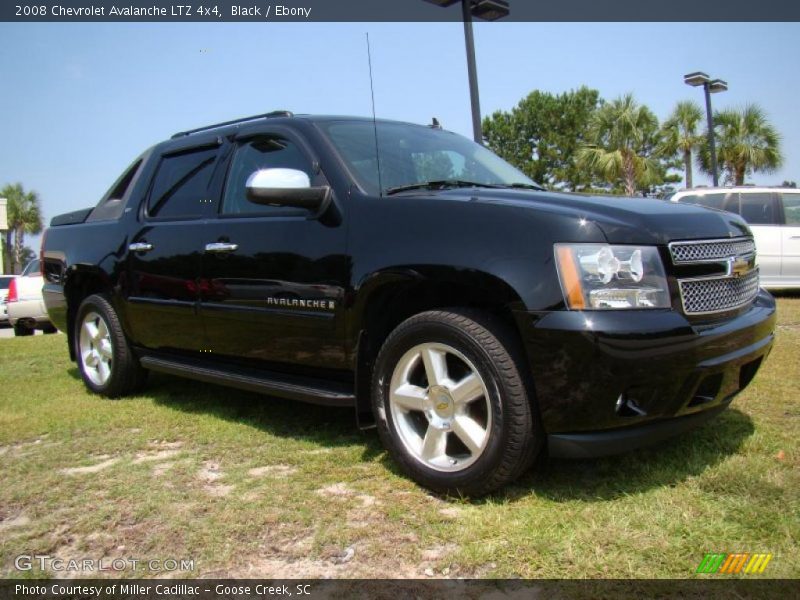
[124, 141, 225, 353]
[778, 190, 800, 282]
[737, 192, 782, 285]
[198, 129, 349, 370]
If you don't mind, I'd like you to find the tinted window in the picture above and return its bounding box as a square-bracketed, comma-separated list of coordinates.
[21, 260, 40, 276]
[0, 276, 13, 290]
[739, 193, 777, 225]
[781, 192, 800, 225]
[222, 137, 314, 215]
[148, 147, 218, 219]
[680, 192, 738, 213]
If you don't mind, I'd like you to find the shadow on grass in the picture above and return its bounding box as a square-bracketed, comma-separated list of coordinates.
[69, 368, 755, 502]
[501, 407, 755, 503]
[141, 372, 386, 461]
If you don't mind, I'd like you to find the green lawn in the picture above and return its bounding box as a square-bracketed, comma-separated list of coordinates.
[0, 299, 798, 579]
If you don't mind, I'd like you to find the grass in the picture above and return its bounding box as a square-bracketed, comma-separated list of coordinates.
[0, 298, 798, 580]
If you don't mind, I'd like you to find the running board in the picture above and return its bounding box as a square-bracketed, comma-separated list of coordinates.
[139, 356, 355, 407]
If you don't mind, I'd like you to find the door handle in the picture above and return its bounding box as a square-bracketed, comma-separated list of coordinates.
[128, 242, 153, 253]
[205, 242, 239, 253]
[791, 235, 800, 239]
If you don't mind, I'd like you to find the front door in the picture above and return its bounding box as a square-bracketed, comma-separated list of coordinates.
[198, 132, 348, 371]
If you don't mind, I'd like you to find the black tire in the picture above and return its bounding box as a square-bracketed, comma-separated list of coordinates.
[13, 323, 33, 337]
[372, 309, 542, 496]
[42, 324, 58, 334]
[74, 294, 147, 398]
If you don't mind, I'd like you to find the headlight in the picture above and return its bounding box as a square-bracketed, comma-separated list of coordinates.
[554, 244, 671, 310]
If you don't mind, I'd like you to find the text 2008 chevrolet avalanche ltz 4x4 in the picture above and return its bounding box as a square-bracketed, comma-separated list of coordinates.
[41, 112, 776, 495]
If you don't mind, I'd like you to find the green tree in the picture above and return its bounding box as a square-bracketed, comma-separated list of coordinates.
[577, 94, 663, 196]
[660, 100, 704, 188]
[699, 104, 782, 185]
[482, 86, 600, 190]
[1, 183, 43, 274]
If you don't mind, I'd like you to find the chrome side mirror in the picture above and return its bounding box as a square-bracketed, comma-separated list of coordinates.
[245, 168, 330, 212]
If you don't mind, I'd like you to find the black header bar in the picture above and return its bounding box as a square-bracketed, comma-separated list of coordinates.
[2, 0, 800, 22]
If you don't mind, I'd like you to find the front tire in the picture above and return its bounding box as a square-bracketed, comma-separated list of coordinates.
[75, 294, 147, 398]
[372, 309, 541, 496]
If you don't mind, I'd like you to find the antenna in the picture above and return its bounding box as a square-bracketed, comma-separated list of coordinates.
[366, 32, 383, 198]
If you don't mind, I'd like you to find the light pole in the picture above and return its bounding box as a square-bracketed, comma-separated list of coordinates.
[424, 0, 510, 144]
[684, 71, 728, 186]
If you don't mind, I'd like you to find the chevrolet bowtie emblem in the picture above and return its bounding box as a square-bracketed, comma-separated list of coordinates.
[726, 256, 750, 277]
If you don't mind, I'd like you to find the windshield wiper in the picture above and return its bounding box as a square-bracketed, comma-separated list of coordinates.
[503, 182, 546, 191]
[385, 180, 502, 195]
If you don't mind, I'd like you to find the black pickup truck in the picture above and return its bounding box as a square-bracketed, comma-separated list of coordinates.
[42, 112, 776, 495]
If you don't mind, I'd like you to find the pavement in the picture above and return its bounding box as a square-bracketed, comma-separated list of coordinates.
[0, 325, 57, 339]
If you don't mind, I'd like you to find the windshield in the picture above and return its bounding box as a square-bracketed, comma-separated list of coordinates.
[21, 259, 40, 277]
[318, 120, 539, 196]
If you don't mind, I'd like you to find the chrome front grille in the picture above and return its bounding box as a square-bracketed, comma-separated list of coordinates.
[669, 238, 756, 264]
[679, 269, 760, 315]
[670, 236, 759, 315]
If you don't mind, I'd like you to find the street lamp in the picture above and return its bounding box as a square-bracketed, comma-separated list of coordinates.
[684, 71, 728, 186]
[424, 0, 511, 144]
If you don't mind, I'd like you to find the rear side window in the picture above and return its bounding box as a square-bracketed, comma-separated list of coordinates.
[88, 158, 144, 222]
[780, 193, 800, 225]
[0, 276, 13, 290]
[739, 193, 778, 225]
[148, 147, 218, 219]
[221, 137, 314, 215]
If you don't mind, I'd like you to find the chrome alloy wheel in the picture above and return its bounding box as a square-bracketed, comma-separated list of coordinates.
[79, 311, 113, 386]
[388, 342, 492, 472]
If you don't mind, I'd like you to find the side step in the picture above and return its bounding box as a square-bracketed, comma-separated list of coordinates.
[139, 355, 355, 407]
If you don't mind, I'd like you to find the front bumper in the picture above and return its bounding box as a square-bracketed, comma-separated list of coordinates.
[515, 289, 776, 457]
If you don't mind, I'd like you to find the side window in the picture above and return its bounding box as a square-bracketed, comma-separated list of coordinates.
[148, 147, 218, 219]
[222, 137, 314, 215]
[739, 193, 778, 225]
[780, 193, 800, 225]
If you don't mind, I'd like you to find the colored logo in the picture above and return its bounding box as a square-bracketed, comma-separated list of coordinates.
[696, 553, 773, 574]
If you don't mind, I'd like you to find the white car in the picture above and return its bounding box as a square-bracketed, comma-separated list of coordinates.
[6, 259, 56, 336]
[0, 275, 18, 324]
[671, 186, 800, 289]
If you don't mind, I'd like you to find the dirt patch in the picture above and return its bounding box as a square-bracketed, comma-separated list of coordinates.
[248, 465, 297, 478]
[0, 515, 31, 532]
[315, 483, 353, 497]
[152, 462, 176, 477]
[355, 494, 378, 507]
[198, 461, 232, 497]
[133, 449, 181, 464]
[149, 440, 183, 449]
[438, 506, 464, 519]
[61, 458, 119, 475]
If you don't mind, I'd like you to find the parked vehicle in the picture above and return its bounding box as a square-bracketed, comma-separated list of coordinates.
[7, 259, 57, 336]
[41, 113, 776, 495]
[671, 186, 800, 289]
[0, 275, 18, 325]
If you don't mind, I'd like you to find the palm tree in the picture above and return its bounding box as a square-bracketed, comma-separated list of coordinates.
[699, 104, 782, 185]
[660, 101, 704, 188]
[1, 183, 43, 274]
[577, 94, 662, 196]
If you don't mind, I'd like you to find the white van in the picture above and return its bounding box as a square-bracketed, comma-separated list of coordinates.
[671, 187, 800, 289]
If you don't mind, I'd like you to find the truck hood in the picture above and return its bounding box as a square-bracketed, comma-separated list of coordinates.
[424, 188, 752, 244]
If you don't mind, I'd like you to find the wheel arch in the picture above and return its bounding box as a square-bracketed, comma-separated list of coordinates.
[351, 266, 529, 427]
[63, 266, 115, 361]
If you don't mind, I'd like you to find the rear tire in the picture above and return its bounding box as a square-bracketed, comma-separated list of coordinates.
[74, 294, 147, 398]
[42, 324, 57, 334]
[13, 323, 33, 337]
[372, 309, 541, 496]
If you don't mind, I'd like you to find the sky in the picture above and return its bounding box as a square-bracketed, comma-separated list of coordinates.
[1, 21, 799, 252]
